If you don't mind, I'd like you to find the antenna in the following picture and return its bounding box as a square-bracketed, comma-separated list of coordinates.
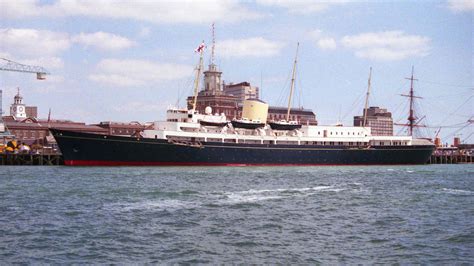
[211, 22, 215, 65]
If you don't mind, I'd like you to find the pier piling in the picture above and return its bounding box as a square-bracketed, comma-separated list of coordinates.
[0, 154, 63, 166]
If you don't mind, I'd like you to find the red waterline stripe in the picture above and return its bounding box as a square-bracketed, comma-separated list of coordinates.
[64, 160, 420, 167]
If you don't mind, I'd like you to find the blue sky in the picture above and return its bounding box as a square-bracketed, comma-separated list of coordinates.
[0, 0, 472, 142]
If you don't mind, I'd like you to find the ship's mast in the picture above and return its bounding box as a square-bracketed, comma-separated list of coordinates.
[286, 42, 299, 121]
[405, 66, 418, 136]
[191, 42, 204, 113]
[363, 67, 372, 127]
[396, 66, 423, 136]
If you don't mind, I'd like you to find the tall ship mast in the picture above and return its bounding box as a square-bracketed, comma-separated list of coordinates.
[363, 67, 372, 127]
[191, 41, 205, 114]
[286, 42, 299, 122]
[269, 43, 302, 131]
[395, 66, 425, 136]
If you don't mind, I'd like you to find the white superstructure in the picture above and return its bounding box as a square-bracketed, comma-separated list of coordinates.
[141, 107, 428, 147]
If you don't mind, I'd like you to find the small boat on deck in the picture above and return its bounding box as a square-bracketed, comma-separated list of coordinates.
[199, 120, 229, 127]
[269, 120, 302, 130]
[231, 119, 265, 129]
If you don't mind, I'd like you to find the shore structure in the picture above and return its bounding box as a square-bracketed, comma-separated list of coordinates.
[0, 89, 148, 153]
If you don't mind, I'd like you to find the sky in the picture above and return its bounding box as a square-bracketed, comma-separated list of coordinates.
[0, 0, 472, 143]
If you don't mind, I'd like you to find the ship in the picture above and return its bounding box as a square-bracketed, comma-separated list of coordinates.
[50, 108, 434, 166]
[51, 98, 435, 166]
[51, 42, 435, 166]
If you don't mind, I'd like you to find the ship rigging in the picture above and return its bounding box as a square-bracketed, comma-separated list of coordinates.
[269, 43, 303, 131]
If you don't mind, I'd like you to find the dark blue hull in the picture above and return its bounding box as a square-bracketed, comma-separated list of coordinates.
[50, 129, 435, 166]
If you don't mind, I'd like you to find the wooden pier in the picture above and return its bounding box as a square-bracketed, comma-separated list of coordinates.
[428, 154, 473, 164]
[0, 154, 64, 166]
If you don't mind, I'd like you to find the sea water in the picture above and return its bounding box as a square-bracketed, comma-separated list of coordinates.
[0, 165, 472, 263]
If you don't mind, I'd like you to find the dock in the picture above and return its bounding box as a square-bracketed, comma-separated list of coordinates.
[428, 154, 473, 164]
[0, 154, 63, 165]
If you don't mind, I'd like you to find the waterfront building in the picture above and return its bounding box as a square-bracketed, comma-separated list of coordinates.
[353, 106, 393, 136]
[223, 82, 259, 104]
[2, 91, 147, 145]
[3, 117, 108, 144]
[25, 106, 38, 118]
[267, 106, 317, 125]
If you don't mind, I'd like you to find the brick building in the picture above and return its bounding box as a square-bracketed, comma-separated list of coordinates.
[353, 106, 393, 136]
[2, 90, 147, 145]
[25, 106, 38, 118]
[3, 116, 108, 144]
[187, 63, 317, 124]
[267, 106, 317, 125]
[223, 82, 259, 104]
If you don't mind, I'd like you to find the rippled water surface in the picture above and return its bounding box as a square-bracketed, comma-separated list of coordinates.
[0, 165, 473, 263]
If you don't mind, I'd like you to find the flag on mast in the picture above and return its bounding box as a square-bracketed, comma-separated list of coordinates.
[195, 41, 205, 53]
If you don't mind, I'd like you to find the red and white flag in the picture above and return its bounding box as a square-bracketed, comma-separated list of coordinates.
[195, 42, 205, 53]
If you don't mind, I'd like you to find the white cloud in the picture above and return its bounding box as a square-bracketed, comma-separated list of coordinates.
[138, 26, 151, 38]
[447, 0, 474, 12]
[317, 38, 337, 50]
[89, 59, 192, 87]
[217, 37, 285, 58]
[0, 0, 39, 17]
[341, 31, 431, 61]
[0, 28, 70, 56]
[0, 28, 134, 55]
[72, 32, 135, 51]
[0, 28, 136, 75]
[0, 41, 63, 78]
[256, 0, 348, 14]
[42, 75, 65, 84]
[19, 57, 64, 69]
[308, 29, 323, 40]
[307, 29, 337, 50]
[0, 0, 263, 24]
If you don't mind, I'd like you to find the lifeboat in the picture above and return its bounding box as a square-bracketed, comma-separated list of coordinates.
[269, 120, 302, 130]
[199, 120, 229, 127]
[231, 119, 265, 129]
